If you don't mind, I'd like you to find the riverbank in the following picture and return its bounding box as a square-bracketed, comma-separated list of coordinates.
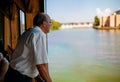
[93, 26, 120, 30]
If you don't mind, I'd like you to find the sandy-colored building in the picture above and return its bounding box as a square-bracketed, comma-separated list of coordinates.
[100, 9, 120, 28]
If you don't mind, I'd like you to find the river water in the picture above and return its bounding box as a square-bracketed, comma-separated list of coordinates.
[48, 28, 120, 82]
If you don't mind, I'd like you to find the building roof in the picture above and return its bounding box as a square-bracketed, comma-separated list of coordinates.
[114, 9, 120, 14]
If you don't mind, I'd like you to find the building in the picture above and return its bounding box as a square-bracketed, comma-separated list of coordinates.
[0, 0, 45, 82]
[60, 22, 93, 29]
[100, 9, 120, 29]
[0, 0, 45, 50]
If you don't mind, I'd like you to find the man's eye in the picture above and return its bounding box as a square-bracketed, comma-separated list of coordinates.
[49, 22, 52, 24]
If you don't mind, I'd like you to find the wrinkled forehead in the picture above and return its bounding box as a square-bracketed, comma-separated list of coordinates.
[44, 14, 51, 21]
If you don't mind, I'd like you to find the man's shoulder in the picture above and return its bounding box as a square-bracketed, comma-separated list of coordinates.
[31, 28, 41, 33]
[22, 27, 40, 35]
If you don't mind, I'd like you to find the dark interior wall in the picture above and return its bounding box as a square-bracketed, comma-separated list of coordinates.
[0, 13, 4, 45]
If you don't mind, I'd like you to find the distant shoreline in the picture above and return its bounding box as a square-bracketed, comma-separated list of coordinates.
[93, 26, 120, 30]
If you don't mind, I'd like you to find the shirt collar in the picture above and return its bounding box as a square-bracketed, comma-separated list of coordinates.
[34, 26, 45, 35]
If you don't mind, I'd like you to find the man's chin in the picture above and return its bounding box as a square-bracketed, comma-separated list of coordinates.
[45, 30, 50, 34]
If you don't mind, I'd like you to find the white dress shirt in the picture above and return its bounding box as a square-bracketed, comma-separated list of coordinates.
[10, 26, 48, 78]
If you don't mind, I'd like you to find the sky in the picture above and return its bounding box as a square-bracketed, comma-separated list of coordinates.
[46, 0, 120, 23]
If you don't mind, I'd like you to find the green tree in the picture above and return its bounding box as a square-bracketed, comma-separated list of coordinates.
[93, 16, 100, 27]
[118, 24, 120, 29]
[51, 19, 62, 30]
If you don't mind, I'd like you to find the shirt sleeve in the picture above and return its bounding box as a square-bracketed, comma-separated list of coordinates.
[33, 34, 48, 65]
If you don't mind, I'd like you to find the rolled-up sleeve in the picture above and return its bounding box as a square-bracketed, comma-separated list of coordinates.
[33, 34, 48, 65]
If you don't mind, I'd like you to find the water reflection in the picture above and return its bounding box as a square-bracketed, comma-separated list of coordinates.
[48, 28, 120, 82]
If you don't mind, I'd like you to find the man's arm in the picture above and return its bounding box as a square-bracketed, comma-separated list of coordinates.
[36, 63, 52, 82]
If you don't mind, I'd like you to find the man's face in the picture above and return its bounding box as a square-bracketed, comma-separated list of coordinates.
[44, 16, 52, 33]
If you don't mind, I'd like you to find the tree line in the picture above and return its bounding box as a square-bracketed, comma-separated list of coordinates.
[51, 16, 100, 30]
[50, 19, 62, 30]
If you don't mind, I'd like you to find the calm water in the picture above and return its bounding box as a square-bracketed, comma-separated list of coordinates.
[48, 28, 120, 82]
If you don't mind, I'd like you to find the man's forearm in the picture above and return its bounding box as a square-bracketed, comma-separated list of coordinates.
[36, 64, 52, 82]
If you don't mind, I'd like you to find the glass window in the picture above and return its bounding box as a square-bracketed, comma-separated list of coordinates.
[19, 10, 25, 34]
